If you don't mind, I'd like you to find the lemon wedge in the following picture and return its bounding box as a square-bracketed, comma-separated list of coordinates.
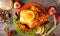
[25, 10, 35, 20]
[35, 27, 44, 34]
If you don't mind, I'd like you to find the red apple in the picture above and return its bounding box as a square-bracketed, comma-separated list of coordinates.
[57, 14, 60, 21]
[48, 6, 56, 15]
[14, 2, 21, 9]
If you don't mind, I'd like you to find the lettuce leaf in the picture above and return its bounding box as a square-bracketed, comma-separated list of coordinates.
[44, 23, 50, 31]
[16, 25, 36, 36]
[13, 17, 19, 24]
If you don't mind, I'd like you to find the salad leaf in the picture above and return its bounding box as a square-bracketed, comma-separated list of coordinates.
[44, 23, 50, 31]
[13, 17, 19, 24]
[16, 25, 36, 36]
[16, 25, 25, 35]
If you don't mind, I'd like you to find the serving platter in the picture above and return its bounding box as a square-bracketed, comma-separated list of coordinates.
[13, 0, 60, 36]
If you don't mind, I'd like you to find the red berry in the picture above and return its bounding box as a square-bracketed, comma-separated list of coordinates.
[48, 6, 56, 15]
[57, 14, 60, 21]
